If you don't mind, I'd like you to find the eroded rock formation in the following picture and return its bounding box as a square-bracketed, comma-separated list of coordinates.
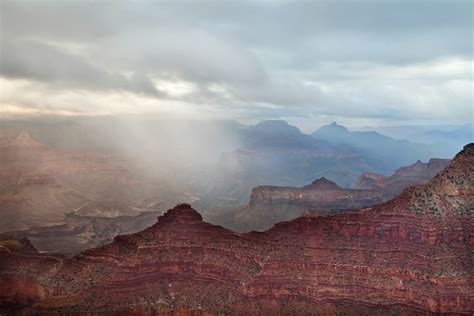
[0, 144, 472, 314]
[212, 177, 386, 232]
[213, 157, 451, 232]
[354, 158, 451, 196]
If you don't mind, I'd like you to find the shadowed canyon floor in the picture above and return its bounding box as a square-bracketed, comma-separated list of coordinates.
[0, 144, 473, 315]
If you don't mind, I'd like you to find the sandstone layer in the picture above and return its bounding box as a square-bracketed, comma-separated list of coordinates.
[211, 157, 449, 232]
[212, 177, 386, 232]
[1, 144, 472, 315]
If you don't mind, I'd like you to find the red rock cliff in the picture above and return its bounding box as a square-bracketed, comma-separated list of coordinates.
[0, 145, 472, 315]
[230, 177, 386, 231]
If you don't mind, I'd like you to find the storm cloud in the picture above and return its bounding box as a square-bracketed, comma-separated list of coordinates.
[0, 0, 472, 127]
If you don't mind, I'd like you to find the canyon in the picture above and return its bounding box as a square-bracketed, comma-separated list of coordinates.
[2, 210, 161, 255]
[210, 158, 451, 232]
[210, 177, 386, 232]
[0, 130, 136, 231]
[1, 143, 472, 315]
[0, 130, 187, 252]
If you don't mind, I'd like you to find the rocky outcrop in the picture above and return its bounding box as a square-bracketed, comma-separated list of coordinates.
[303, 177, 342, 190]
[354, 158, 451, 196]
[207, 151, 450, 232]
[1, 144, 472, 315]
[209, 158, 451, 232]
[213, 177, 385, 232]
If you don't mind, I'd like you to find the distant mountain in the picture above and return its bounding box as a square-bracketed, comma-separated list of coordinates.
[418, 125, 474, 157]
[421, 124, 473, 142]
[196, 120, 381, 206]
[311, 122, 435, 169]
[239, 120, 335, 151]
[0, 118, 245, 167]
[196, 120, 449, 207]
[246, 119, 301, 137]
[354, 123, 473, 158]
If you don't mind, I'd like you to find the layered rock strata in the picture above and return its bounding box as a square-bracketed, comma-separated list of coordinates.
[215, 177, 385, 232]
[0, 144, 472, 315]
[213, 158, 451, 232]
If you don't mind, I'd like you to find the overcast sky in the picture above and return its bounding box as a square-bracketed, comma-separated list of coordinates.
[0, 0, 472, 129]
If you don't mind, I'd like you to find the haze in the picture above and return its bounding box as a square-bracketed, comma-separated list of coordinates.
[1, 2, 474, 313]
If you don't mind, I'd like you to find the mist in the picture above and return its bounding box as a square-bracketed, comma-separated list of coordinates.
[1, 1, 473, 313]
[0, 0, 472, 247]
[1, 116, 471, 212]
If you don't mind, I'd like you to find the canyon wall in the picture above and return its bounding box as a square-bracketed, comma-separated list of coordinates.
[0, 144, 472, 315]
[212, 158, 450, 232]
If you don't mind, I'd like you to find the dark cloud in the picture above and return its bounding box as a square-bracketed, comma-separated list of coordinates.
[0, 0, 472, 123]
[0, 39, 160, 96]
[97, 28, 268, 85]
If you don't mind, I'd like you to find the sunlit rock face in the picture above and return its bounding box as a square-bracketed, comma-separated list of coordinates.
[0, 144, 472, 315]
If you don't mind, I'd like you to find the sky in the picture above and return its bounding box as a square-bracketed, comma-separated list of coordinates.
[0, 0, 473, 130]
